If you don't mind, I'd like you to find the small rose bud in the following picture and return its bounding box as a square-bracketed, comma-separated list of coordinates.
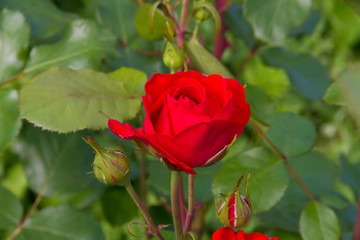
[84, 137, 130, 186]
[194, 0, 210, 20]
[215, 174, 252, 231]
[162, 42, 184, 70]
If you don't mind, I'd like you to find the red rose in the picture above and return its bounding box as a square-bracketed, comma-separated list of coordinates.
[212, 227, 280, 240]
[108, 71, 250, 174]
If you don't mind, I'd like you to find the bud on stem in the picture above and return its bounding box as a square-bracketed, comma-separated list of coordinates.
[83, 137, 130, 186]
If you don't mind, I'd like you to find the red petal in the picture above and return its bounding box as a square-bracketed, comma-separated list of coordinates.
[244, 232, 271, 240]
[145, 71, 204, 101]
[212, 227, 236, 240]
[108, 119, 142, 140]
[170, 120, 242, 168]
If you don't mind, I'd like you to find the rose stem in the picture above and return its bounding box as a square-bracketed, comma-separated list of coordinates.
[250, 119, 317, 201]
[352, 189, 360, 240]
[178, 175, 187, 226]
[7, 192, 43, 240]
[171, 171, 184, 240]
[235, 43, 264, 78]
[177, 0, 190, 47]
[183, 174, 194, 236]
[125, 183, 164, 240]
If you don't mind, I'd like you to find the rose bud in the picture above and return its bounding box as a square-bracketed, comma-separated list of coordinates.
[212, 227, 280, 240]
[162, 42, 184, 70]
[216, 174, 252, 231]
[194, 0, 211, 20]
[83, 137, 130, 186]
[108, 71, 250, 174]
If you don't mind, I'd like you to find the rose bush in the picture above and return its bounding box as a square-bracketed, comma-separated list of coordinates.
[108, 71, 250, 174]
[212, 227, 280, 240]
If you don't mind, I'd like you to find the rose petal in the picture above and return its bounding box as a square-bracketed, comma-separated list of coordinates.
[108, 119, 143, 140]
[244, 232, 272, 240]
[167, 95, 210, 134]
[212, 227, 236, 240]
[145, 71, 205, 101]
[170, 120, 243, 168]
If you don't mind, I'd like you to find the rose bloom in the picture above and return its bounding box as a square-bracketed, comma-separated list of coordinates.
[108, 71, 250, 174]
[213, 227, 280, 240]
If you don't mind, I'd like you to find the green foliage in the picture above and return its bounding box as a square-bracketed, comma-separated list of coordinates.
[260, 47, 331, 100]
[135, 3, 173, 41]
[0, 0, 359, 239]
[0, 9, 29, 83]
[24, 19, 117, 77]
[244, 0, 311, 42]
[300, 201, 341, 240]
[0, 186, 22, 230]
[0, 0, 77, 41]
[17, 205, 105, 240]
[265, 112, 317, 157]
[20, 66, 143, 133]
[15, 125, 103, 197]
[185, 37, 234, 78]
[213, 147, 289, 214]
[0, 88, 21, 153]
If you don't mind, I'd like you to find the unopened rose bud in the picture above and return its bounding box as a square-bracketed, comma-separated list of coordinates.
[194, 0, 210, 20]
[84, 137, 130, 186]
[215, 174, 252, 231]
[163, 42, 184, 70]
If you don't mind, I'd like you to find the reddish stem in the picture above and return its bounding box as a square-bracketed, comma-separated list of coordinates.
[352, 190, 360, 240]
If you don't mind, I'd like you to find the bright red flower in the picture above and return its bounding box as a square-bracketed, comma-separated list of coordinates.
[212, 227, 280, 240]
[108, 71, 250, 174]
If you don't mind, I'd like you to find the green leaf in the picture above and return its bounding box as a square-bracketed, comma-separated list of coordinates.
[245, 86, 275, 125]
[15, 125, 103, 197]
[135, 3, 173, 41]
[244, 0, 311, 42]
[0, 88, 22, 153]
[101, 187, 139, 226]
[20, 66, 142, 133]
[338, 64, 360, 129]
[260, 47, 331, 100]
[83, 0, 138, 43]
[108, 67, 147, 97]
[17, 205, 104, 240]
[0, 186, 22, 230]
[212, 147, 289, 213]
[265, 112, 316, 157]
[323, 82, 345, 105]
[258, 151, 340, 231]
[226, 3, 257, 47]
[0, 0, 77, 41]
[0, 9, 30, 83]
[343, 0, 360, 15]
[24, 19, 117, 77]
[300, 201, 341, 240]
[185, 38, 234, 78]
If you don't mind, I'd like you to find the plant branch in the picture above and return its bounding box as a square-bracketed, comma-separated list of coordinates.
[171, 171, 184, 240]
[0, 72, 25, 88]
[125, 183, 164, 240]
[250, 119, 316, 201]
[177, 0, 190, 47]
[235, 44, 264, 78]
[183, 174, 194, 236]
[7, 192, 43, 240]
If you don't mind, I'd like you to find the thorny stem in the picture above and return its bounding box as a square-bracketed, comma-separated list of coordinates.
[250, 119, 317, 201]
[177, 0, 190, 47]
[183, 174, 194, 236]
[125, 183, 164, 240]
[171, 171, 184, 240]
[7, 192, 43, 240]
